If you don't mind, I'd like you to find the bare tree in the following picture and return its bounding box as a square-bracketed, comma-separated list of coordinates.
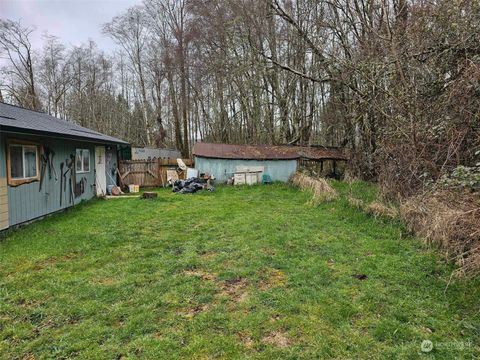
[103, 6, 153, 145]
[0, 19, 39, 109]
[39, 35, 72, 117]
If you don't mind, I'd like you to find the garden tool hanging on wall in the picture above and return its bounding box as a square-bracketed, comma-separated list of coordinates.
[47, 148, 57, 180]
[59, 162, 64, 206]
[39, 146, 58, 192]
[39, 156, 46, 192]
[63, 154, 76, 205]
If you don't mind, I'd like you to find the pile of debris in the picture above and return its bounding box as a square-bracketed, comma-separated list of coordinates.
[172, 177, 215, 194]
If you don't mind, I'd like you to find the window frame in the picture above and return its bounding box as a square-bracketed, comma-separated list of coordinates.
[76, 148, 91, 174]
[6, 140, 41, 187]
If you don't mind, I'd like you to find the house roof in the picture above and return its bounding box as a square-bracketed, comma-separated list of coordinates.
[0, 102, 128, 145]
[192, 142, 348, 161]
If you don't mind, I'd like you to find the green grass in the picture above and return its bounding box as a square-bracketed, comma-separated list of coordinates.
[0, 183, 479, 359]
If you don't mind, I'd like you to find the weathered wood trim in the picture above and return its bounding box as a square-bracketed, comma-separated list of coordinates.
[0, 203, 7, 214]
[0, 177, 8, 230]
[0, 178, 6, 196]
[6, 139, 41, 187]
[0, 220, 8, 231]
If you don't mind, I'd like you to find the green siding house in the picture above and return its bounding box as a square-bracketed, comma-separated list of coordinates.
[0, 102, 128, 230]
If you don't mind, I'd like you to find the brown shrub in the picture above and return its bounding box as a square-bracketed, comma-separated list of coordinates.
[400, 191, 480, 277]
[290, 172, 337, 204]
[347, 196, 365, 210]
[366, 202, 398, 219]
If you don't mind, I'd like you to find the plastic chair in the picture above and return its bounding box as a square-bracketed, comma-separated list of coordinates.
[262, 174, 273, 184]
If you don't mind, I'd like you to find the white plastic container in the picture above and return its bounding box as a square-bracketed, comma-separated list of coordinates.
[186, 168, 199, 179]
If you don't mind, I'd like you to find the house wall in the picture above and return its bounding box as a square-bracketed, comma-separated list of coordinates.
[195, 156, 297, 182]
[1, 132, 117, 227]
[0, 136, 8, 230]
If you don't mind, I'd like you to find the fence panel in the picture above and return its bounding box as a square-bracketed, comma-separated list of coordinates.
[118, 159, 193, 187]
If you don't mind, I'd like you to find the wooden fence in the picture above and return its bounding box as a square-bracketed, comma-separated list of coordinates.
[118, 159, 193, 187]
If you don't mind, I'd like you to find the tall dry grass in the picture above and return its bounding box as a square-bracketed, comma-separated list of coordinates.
[290, 172, 337, 205]
[400, 191, 480, 277]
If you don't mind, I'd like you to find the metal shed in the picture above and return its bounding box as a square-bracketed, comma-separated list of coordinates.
[192, 142, 348, 183]
[0, 102, 128, 230]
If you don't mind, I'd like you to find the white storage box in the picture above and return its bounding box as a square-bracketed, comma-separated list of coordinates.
[234, 173, 246, 185]
[128, 184, 140, 193]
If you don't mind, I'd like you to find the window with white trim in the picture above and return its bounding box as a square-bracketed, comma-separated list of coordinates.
[76, 149, 90, 173]
[9, 144, 39, 180]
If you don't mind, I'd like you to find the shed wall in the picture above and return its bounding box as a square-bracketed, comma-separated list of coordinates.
[132, 147, 181, 160]
[1, 132, 103, 227]
[195, 157, 297, 182]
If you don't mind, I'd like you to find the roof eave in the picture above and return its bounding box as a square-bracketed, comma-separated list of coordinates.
[1, 125, 129, 145]
[193, 154, 299, 161]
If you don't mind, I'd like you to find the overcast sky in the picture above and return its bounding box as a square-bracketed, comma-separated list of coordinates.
[0, 0, 141, 51]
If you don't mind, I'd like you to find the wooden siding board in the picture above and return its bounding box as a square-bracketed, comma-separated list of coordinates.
[0, 136, 8, 229]
[0, 219, 8, 230]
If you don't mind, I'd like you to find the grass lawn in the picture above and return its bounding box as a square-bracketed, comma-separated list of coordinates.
[0, 183, 479, 359]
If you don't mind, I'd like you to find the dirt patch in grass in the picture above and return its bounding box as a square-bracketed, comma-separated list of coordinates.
[238, 333, 254, 348]
[183, 267, 250, 306]
[178, 304, 210, 319]
[261, 247, 277, 256]
[16, 298, 43, 309]
[32, 253, 78, 271]
[262, 331, 291, 348]
[184, 270, 249, 304]
[259, 268, 287, 290]
[271, 314, 282, 322]
[32, 258, 56, 270]
[113, 319, 125, 329]
[183, 269, 217, 281]
[219, 278, 249, 303]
